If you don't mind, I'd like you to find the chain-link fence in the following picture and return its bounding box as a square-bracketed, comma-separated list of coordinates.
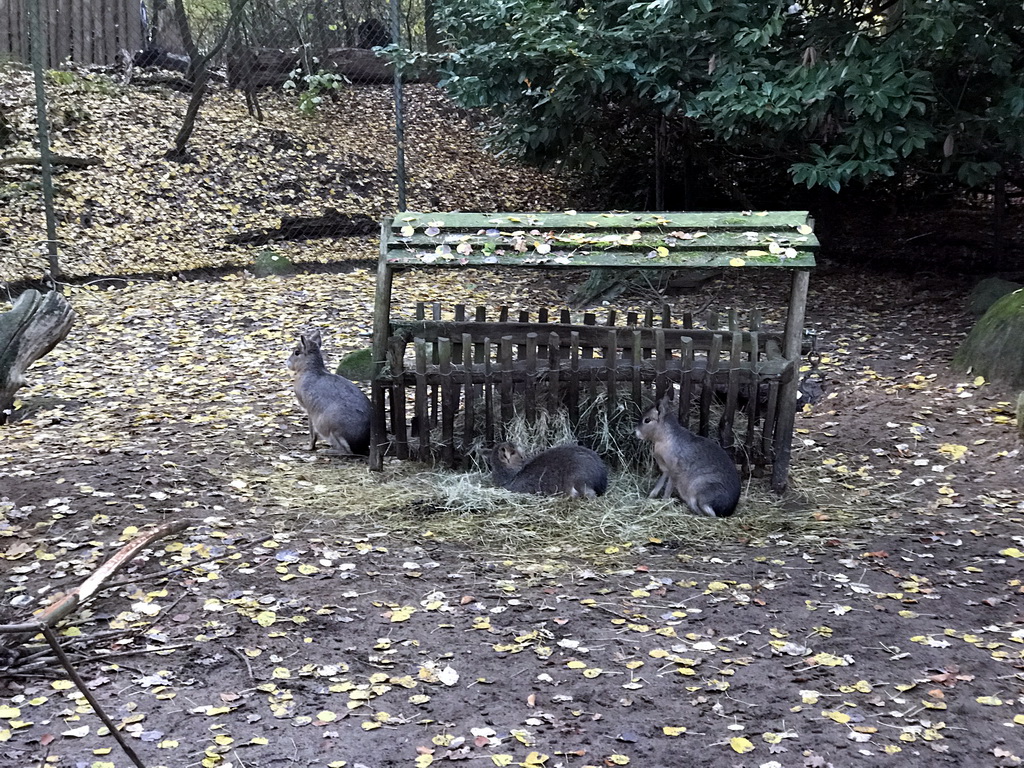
[1, 0, 572, 285]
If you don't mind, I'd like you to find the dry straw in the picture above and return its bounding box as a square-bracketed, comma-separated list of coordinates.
[263, 410, 903, 565]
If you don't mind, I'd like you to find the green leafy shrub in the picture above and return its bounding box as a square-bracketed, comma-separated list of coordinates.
[404, 0, 1024, 197]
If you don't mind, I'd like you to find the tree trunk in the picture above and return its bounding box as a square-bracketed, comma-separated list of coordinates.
[167, 0, 252, 160]
[0, 290, 76, 423]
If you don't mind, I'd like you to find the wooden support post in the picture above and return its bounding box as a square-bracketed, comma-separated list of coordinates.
[369, 218, 394, 470]
[772, 268, 811, 491]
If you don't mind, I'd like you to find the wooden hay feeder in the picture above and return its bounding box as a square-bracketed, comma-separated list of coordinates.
[370, 212, 818, 491]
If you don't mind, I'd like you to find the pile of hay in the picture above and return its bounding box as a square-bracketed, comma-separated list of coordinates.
[263, 412, 897, 565]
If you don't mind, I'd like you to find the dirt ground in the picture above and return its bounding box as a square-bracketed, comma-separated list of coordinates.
[1, 261, 1022, 768]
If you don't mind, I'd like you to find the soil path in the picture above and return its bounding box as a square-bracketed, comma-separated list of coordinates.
[1, 265, 1022, 768]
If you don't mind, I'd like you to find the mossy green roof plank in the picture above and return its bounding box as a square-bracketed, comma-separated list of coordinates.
[383, 211, 818, 270]
[390, 210, 814, 231]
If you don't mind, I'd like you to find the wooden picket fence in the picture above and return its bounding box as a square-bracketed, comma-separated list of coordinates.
[0, 0, 142, 68]
[380, 302, 795, 474]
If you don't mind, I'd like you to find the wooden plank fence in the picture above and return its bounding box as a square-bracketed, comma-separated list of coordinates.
[0, 0, 142, 68]
[381, 302, 796, 475]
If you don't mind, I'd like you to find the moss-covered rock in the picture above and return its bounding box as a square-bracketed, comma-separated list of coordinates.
[967, 277, 1022, 316]
[953, 288, 1024, 389]
[336, 348, 375, 382]
[252, 249, 293, 277]
[1017, 392, 1024, 441]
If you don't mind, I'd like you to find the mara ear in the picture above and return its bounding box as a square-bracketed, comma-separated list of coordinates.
[657, 388, 675, 414]
[305, 327, 323, 348]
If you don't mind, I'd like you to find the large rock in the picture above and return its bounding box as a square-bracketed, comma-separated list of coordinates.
[953, 288, 1024, 389]
[967, 277, 1022, 316]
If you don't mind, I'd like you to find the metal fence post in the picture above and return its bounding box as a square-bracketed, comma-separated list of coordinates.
[28, 0, 61, 280]
[390, 0, 407, 212]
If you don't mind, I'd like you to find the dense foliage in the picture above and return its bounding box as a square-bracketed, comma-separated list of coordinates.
[424, 0, 1024, 195]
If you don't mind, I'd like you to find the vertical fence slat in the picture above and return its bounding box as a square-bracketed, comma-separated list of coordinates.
[438, 336, 454, 467]
[568, 330, 580, 428]
[678, 336, 694, 428]
[414, 336, 430, 462]
[604, 329, 617, 422]
[94, 0, 108, 65]
[654, 329, 667, 400]
[699, 333, 722, 437]
[499, 336, 513, 432]
[71, 0, 83, 62]
[461, 332, 475, 455]
[583, 312, 597, 434]
[483, 337, 494, 444]
[47, 0, 59, 67]
[630, 329, 642, 411]
[762, 379, 780, 462]
[524, 332, 537, 422]
[547, 331, 560, 414]
[720, 332, 743, 452]
[388, 336, 408, 459]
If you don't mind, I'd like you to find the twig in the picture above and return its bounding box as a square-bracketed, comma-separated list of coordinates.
[41, 624, 148, 768]
[229, 646, 256, 681]
[0, 519, 192, 646]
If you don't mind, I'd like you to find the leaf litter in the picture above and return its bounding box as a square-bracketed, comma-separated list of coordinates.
[1, 71, 1023, 768]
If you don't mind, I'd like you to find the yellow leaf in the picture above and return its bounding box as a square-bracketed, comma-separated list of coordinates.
[256, 611, 277, 627]
[884, 745, 902, 754]
[797, 224, 813, 234]
[415, 754, 433, 768]
[976, 696, 1003, 706]
[523, 751, 549, 765]
[491, 756, 514, 767]
[730, 257, 747, 267]
[390, 606, 416, 622]
[662, 726, 686, 737]
[810, 652, 848, 667]
[973, 375, 985, 386]
[582, 668, 603, 678]
[1000, 548, 1024, 558]
[606, 756, 630, 766]
[823, 710, 851, 724]
[730, 737, 754, 753]
[938, 443, 967, 461]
